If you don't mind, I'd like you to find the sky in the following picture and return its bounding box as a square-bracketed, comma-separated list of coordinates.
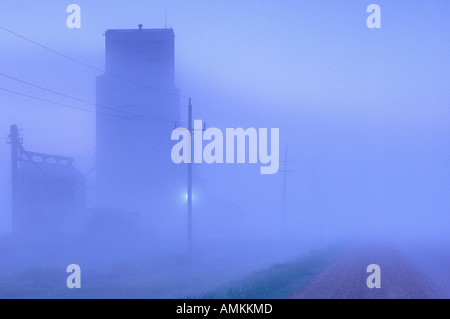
[0, 0, 450, 237]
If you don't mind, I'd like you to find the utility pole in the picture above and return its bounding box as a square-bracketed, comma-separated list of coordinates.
[8, 125, 20, 234]
[185, 99, 206, 254]
[280, 144, 293, 216]
[187, 98, 193, 253]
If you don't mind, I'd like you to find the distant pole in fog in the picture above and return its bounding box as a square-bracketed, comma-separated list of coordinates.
[280, 145, 293, 216]
[8, 125, 20, 234]
[187, 98, 193, 253]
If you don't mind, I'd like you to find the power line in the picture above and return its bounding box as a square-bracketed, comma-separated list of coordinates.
[0, 86, 96, 114]
[0, 26, 104, 73]
[0, 86, 175, 123]
[0, 26, 190, 100]
[0, 72, 175, 123]
[0, 25, 217, 122]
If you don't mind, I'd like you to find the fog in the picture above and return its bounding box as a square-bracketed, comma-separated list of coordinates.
[1, 0, 450, 298]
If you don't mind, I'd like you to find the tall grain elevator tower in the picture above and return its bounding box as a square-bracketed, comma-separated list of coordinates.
[96, 26, 182, 218]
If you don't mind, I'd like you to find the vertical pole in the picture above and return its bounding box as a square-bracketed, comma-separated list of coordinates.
[282, 145, 288, 216]
[187, 98, 193, 253]
[10, 125, 19, 234]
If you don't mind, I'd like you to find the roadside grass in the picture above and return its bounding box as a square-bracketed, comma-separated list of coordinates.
[191, 247, 341, 299]
[0, 235, 343, 299]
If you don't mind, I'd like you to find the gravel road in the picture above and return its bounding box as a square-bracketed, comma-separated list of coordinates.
[291, 246, 437, 299]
